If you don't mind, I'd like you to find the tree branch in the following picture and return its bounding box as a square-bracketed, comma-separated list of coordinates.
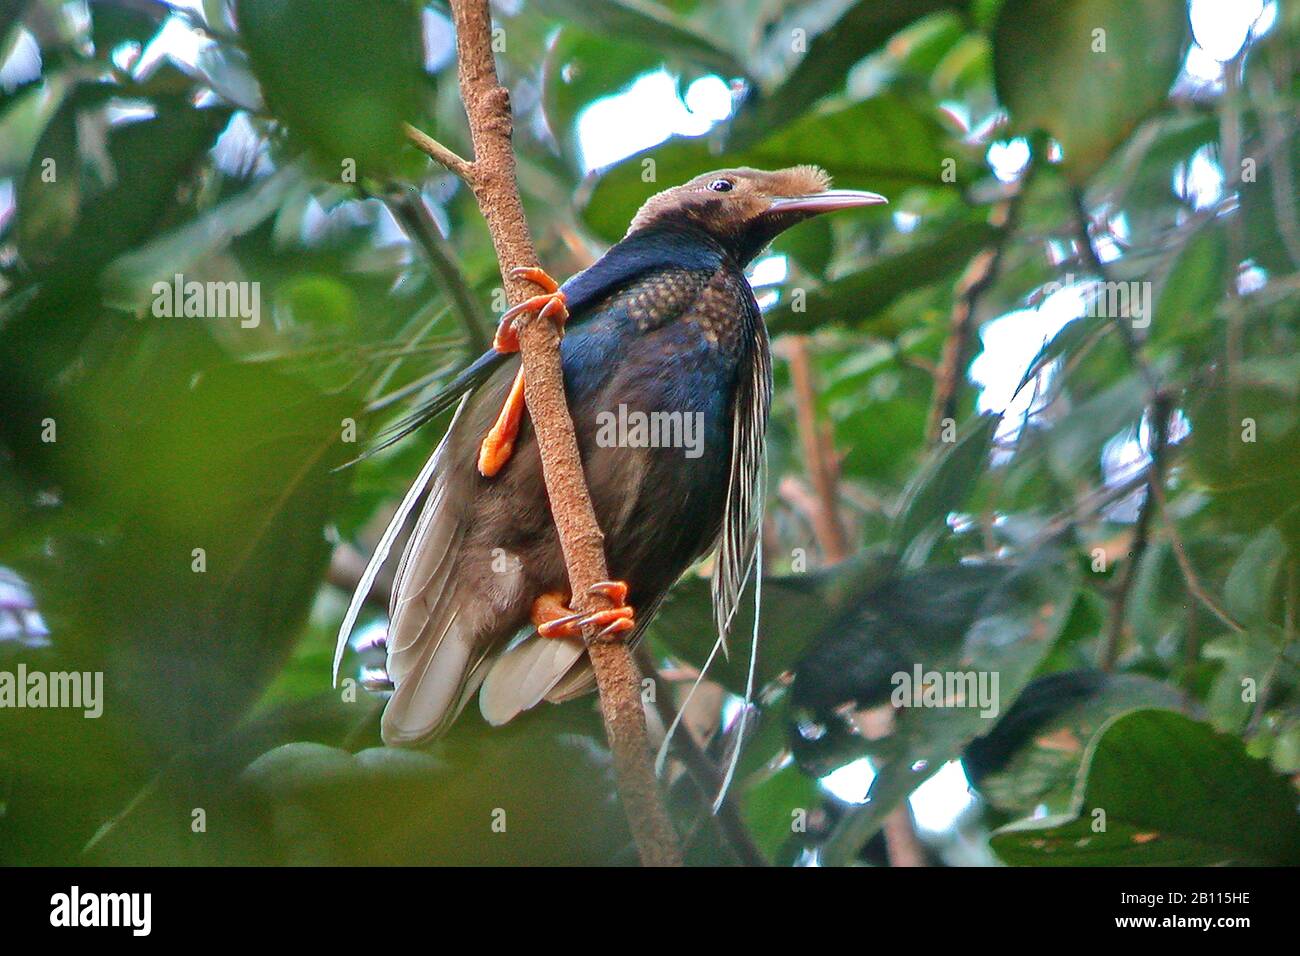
[784, 337, 850, 559]
[433, 0, 682, 866]
[926, 197, 1016, 442]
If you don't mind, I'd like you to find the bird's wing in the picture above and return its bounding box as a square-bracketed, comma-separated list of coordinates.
[478, 633, 587, 725]
[378, 360, 519, 743]
[711, 293, 772, 650]
[332, 391, 473, 686]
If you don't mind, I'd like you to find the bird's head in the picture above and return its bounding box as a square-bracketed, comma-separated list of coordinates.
[626, 165, 887, 265]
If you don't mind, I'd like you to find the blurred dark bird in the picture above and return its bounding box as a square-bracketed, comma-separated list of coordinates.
[336, 166, 886, 745]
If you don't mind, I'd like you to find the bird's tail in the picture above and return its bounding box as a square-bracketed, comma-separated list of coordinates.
[477, 633, 587, 726]
[381, 608, 485, 744]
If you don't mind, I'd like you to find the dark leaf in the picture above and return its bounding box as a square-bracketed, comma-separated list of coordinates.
[993, 0, 1189, 182]
[991, 709, 1300, 865]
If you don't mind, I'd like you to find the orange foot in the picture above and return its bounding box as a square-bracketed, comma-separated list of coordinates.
[530, 581, 636, 642]
[478, 267, 568, 478]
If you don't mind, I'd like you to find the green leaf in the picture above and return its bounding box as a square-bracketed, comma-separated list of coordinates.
[766, 220, 997, 334]
[1150, 224, 1227, 349]
[1186, 378, 1300, 547]
[891, 412, 1000, 553]
[237, 707, 635, 865]
[752, 95, 950, 189]
[1014, 315, 1102, 395]
[0, 74, 70, 179]
[742, 764, 821, 862]
[993, 0, 1189, 183]
[991, 709, 1300, 865]
[965, 670, 1186, 814]
[820, 552, 1078, 864]
[1239, 106, 1300, 274]
[1223, 525, 1288, 625]
[15, 88, 230, 280]
[531, 0, 745, 77]
[729, 0, 963, 149]
[101, 163, 305, 309]
[1204, 628, 1284, 733]
[236, 0, 425, 178]
[78, 361, 352, 750]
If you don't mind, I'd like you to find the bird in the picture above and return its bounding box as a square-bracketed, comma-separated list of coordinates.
[334, 166, 886, 746]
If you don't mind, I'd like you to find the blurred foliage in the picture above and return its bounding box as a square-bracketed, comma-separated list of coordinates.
[0, 0, 1296, 867]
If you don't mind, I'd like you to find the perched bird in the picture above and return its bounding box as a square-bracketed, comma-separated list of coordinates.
[335, 166, 886, 745]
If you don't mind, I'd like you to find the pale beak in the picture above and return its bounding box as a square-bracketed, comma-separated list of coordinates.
[766, 189, 888, 214]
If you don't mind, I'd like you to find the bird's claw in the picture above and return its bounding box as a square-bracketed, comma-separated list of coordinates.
[491, 267, 568, 354]
[531, 583, 636, 643]
[509, 266, 560, 293]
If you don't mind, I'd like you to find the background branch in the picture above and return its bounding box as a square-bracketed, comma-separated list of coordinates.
[926, 195, 1017, 442]
[782, 338, 926, 867]
[632, 644, 769, 866]
[385, 186, 491, 353]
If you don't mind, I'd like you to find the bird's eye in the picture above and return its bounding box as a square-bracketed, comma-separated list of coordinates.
[707, 179, 734, 193]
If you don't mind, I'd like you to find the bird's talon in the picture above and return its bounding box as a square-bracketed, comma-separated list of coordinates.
[510, 265, 560, 294]
[531, 591, 635, 642]
[594, 616, 636, 642]
[491, 321, 520, 354]
[536, 610, 584, 639]
[587, 579, 630, 606]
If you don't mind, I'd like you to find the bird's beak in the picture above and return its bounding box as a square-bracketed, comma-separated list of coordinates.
[766, 189, 888, 215]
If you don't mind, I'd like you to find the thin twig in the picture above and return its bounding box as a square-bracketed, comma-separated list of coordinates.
[403, 122, 474, 180]
[1099, 393, 1172, 671]
[385, 186, 491, 353]
[784, 337, 850, 559]
[1147, 478, 1245, 635]
[439, 0, 681, 866]
[927, 196, 1018, 440]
